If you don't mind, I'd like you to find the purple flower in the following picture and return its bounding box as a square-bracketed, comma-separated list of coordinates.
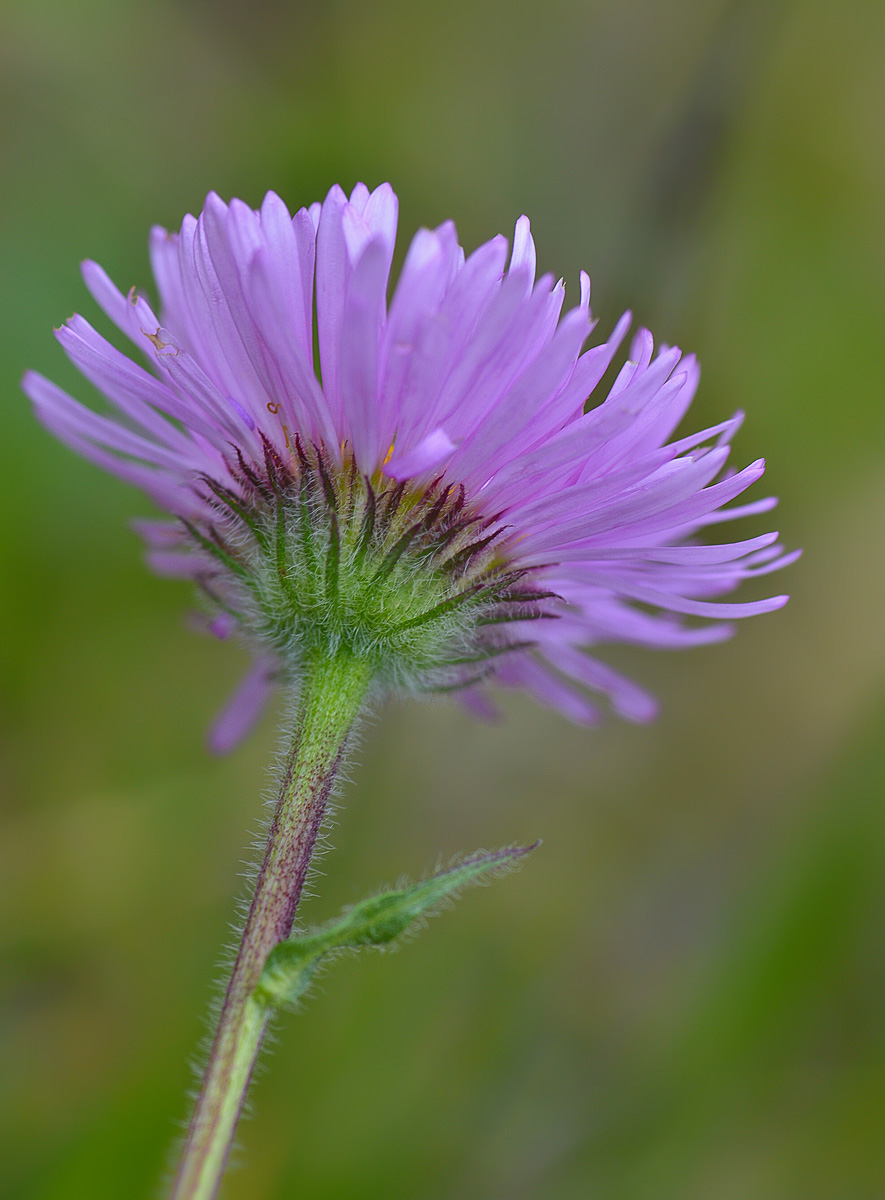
[23, 183, 796, 749]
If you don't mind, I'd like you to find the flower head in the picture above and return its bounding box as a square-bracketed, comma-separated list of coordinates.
[24, 183, 796, 750]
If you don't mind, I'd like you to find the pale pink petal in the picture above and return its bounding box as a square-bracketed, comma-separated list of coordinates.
[208, 658, 278, 754]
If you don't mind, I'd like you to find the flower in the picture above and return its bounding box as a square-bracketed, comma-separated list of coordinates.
[23, 183, 796, 750]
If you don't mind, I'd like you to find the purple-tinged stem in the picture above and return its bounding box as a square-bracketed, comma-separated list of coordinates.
[168, 649, 373, 1200]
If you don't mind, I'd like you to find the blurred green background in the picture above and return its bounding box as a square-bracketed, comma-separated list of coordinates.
[2, 0, 884, 1197]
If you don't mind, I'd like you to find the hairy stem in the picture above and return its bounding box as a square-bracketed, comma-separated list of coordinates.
[168, 649, 373, 1200]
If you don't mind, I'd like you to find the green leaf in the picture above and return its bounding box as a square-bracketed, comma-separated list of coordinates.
[254, 844, 539, 1010]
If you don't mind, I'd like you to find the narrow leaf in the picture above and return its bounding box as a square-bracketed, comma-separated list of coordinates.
[255, 844, 538, 1010]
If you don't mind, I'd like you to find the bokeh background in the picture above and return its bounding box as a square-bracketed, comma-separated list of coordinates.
[2, 0, 884, 1197]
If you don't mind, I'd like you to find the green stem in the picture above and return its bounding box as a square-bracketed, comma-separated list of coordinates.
[168, 648, 373, 1200]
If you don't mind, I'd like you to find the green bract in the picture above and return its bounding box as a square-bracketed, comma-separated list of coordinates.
[188, 439, 555, 693]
